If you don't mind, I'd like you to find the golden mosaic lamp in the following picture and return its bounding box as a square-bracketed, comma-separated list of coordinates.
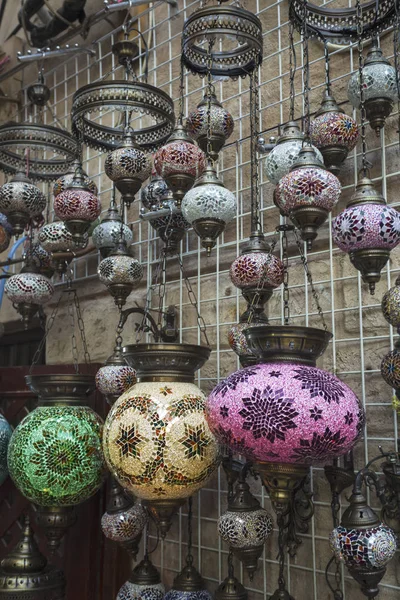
[103, 343, 220, 536]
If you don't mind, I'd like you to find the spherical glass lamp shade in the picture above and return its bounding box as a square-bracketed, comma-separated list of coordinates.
[101, 502, 147, 544]
[154, 124, 207, 206]
[265, 121, 323, 185]
[181, 166, 236, 255]
[0, 173, 46, 236]
[381, 347, 400, 391]
[381, 278, 400, 328]
[96, 345, 136, 406]
[117, 557, 165, 600]
[165, 590, 211, 600]
[186, 88, 234, 162]
[7, 375, 106, 506]
[332, 178, 400, 294]
[54, 188, 101, 225]
[105, 133, 152, 206]
[5, 267, 54, 327]
[98, 242, 143, 309]
[347, 44, 398, 134]
[230, 250, 284, 291]
[206, 362, 363, 465]
[330, 523, 397, 570]
[38, 221, 88, 253]
[228, 322, 261, 363]
[0, 414, 12, 486]
[310, 93, 359, 175]
[276, 146, 341, 248]
[0, 213, 12, 253]
[164, 562, 212, 600]
[53, 159, 98, 197]
[92, 206, 133, 258]
[141, 173, 169, 210]
[103, 343, 219, 536]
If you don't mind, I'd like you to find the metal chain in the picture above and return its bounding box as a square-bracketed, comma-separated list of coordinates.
[246, 238, 277, 324]
[29, 292, 63, 374]
[249, 70, 261, 231]
[356, 0, 369, 175]
[73, 288, 91, 365]
[324, 39, 331, 96]
[135, 250, 165, 343]
[277, 223, 293, 325]
[289, 20, 297, 121]
[157, 252, 167, 332]
[178, 42, 185, 125]
[187, 496, 193, 565]
[176, 254, 210, 346]
[277, 513, 287, 591]
[393, 0, 400, 151]
[302, 0, 311, 140]
[293, 228, 328, 331]
[206, 38, 215, 164]
[67, 282, 79, 373]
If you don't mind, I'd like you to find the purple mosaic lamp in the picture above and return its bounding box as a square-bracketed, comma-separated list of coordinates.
[96, 335, 136, 405]
[380, 276, 400, 405]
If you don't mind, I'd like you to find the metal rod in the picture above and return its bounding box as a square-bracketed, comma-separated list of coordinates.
[17, 45, 96, 63]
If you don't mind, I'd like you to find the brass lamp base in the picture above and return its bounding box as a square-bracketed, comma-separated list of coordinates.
[142, 498, 186, 538]
[324, 464, 355, 496]
[158, 224, 186, 255]
[51, 252, 74, 276]
[232, 545, 264, 581]
[7, 211, 29, 237]
[65, 220, 91, 246]
[14, 302, 40, 329]
[241, 288, 273, 320]
[349, 248, 390, 295]
[320, 145, 348, 176]
[108, 282, 134, 309]
[215, 574, 248, 600]
[365, 97, 393, 136]
[197, 133, 226, 163]
[192, 217, 226, 256]
[25, 374, 95, 405]
[270, 589, 295, 600]
[255, 462, 309, 513]
[112, 39, 139, 66]
[348, 566, 386, 599]
[290, 205, 329, 250]
[166, 173, 196, 209]
[35, 506, 77, 554]
[115, 178, 142, 206]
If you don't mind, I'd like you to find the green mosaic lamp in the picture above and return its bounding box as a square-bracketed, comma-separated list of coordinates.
[7, 374, 107, 552]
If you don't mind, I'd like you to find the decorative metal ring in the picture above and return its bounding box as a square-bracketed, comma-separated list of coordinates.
[71, 81, 175, 153]
[0, 122, 78, 182]
[289, 0, 396, 43]
[182, 4, 263, 79]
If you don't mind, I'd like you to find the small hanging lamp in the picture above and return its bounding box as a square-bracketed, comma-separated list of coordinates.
[105, 128, 152, 206]
[0, 414, 12, 486]
[0, 172, 46, 237]
[96, 334, 136, 405]
[92, 194, 133, 258]
[101, 478, 147, 560]
[38, 221, 88, 276]
[141, 171, 169, 210]
[53, 158, 98, 197]
[186, 86, 234, 162]
[348, 40, 398, 135]
[0, 515, 65, 600]
[218, 471, 273, 580]
[98, 239, 143, 309]
[117, 555, 165, 600]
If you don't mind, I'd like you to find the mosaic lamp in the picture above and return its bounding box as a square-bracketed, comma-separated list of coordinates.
[105, 130, 152, 206]
[382, 275, 400, 329]
[186, 87, 234, 162]
[330, 490, 397, 598]
[332, 177, 400, 294]
[141, 171, 169, 210]
[101, 478, 147, 560]
[7, 374, 106, 552]
[154, 123, 207, 208]
[181, 164, 236, 255]
[0, 172, 46, 237]
[53, 158, 98, 197]
[264, 121, 323, 185]
[103, 343, 220, 537]
[218, 475, 273, 579]
[98, 239, 143, 309]
[92, 203, 133, 259]
[310, 92, 359, 175]
[54, 168, 101, 246]
[380, 275, 400, 402]
[96, 340, 136, 406]
[228, 230, 284, 366]
[206, 324, 364, 509]
[0, 213, 12, 253]
[0, 414, 12, 486]
[0, 515, 65, 600]
[4, 260, 54, 328]
[116, 555, 165, 600]
[38, 221, 88, 276]
[275, 145, 341, 249]
[147, 193, 190, 255]
[348, 41, 398, 135]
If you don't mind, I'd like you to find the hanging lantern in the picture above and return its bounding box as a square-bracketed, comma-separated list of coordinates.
[0, 515, 65, 600]
[275, 146, 341, 248]
[164, 564, 212, 600]
[0, 213, 12, 253]
[330, 490, 397, 598]
[38, 221, 88, 275]
[381, 342, 400, 399]
[96, 344, 136, 406]
[186, 88, 234, 162]
[92, 204, 133, 259]
[381, 276, 400, 328]
[105, 131, 152, 206]
[117, 556, 165, 600]
[348, 42, 398, 135]
[7, 374, 106, 550]
[0, 414, 12, 486]
[0, 172, 46, 237]
[310, 92, 359, 175]
[4, 262, 54, 328]
[154, 124, 207, 207]
[264, 122, 323, 185]
[54, 170, 101, 246]
[53, 158, 98, 197]
[98, 240, 143, 309]
[101, 478, 147, 559]
[141, 171, 169, 210]
[103, 343, 220, 536]
[332, 177, 400, 294]
[206, 325, 364, 506]
[181, 165, 236, 255]
[218, 477, 273, 579]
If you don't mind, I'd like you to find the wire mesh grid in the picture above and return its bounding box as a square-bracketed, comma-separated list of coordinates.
[3, 0, 400, 598]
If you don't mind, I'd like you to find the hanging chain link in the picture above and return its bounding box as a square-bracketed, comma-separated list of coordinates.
[356, 0, 369, 176]
[187, 496, 193, 565]
[176, 254, 210, 346]
[324, 39, 331, 96]
[289, 20, 297, 122]
[206, 38, 215, 164]
[157, 252, 168, 332]
[246, 238, 277, 324]
[249, 70, 261, 231]
[302, 0, 311, 140]
[178, 41, 186, 125]
[65, 273, 91, 371]
[73, 287, 91, 365]
[393, 0, 400, 151]
[293, 228, 328, 331]
[29, 292, 63, 374]
[277, 223, 293, 325]
[67, 280, 79, 373]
